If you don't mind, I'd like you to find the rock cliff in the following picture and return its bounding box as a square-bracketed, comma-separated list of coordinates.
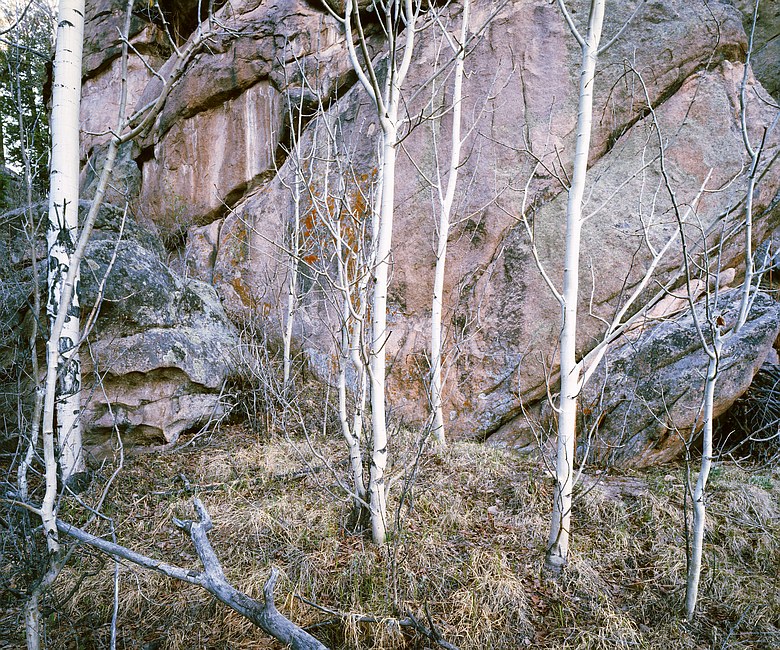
[66, 0, 780, 461]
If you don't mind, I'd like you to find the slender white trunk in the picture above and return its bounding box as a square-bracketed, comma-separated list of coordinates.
[24, 546, 66, 650]
[368, 124, 398, 545]
[351, 324, 367, 458]
[545, 0, 604, 572]
[41, 341, 62, 552]
[47, 0, 86, 485]
[685, 344, 720, 620]
[336, 220, 368, 519]
[430, 0, 469, 447]
[283, 175, 301, 392]
[339, 320, 368, 511]
[343, 0, 417, 545]
[685, 19, 761, 615]
[25, 593, 40, 650]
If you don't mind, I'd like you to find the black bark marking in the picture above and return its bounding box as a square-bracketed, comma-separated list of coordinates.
[57, 357, 80, 396]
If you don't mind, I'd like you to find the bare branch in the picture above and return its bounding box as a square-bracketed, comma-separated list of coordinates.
[556, 0, 585, 48]
[57, 499, 328, 650]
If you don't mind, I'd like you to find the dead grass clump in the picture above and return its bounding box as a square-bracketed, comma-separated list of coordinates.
[3, 426, 774, 650]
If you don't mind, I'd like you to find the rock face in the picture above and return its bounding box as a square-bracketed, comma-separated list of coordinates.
[0, 200, 240, 448]
[130, 0, 367, 231]
[577, 290, 780, 467]
[78, 203, 241, 446]
[734, 0, 780, 99]
[73, 0, 780, 464]
[138, 81, 282, 228]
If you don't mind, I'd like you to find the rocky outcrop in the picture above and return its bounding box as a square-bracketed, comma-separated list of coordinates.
[80, 7, 170, 161]
[469, 59, 780, 443]
[577, 289, 780, 467]
[734, 0, 780, 99]
[78, 203, 240, 446]
[130, 0, 370, 231]
[75, 0, 780, 464]
[206, 0, 780, 444]
[138, 81, 282, 229]
[0, 200, 240, 448]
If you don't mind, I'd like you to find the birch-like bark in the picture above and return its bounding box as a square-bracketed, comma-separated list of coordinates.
[343, 0, 418, 545]
[545, 0, 604, 573]
[685, 341, 720, 620]
[46, 0, 86, 486]
[40, 0, 210, 493]
[368, 124, 397, 544]
[430, 0, 469, 447]
[24, 558, 65, 650]
[685, 3, 767, 616]
[283, 174, 301, 393]
[338, 282, 369, 521]
[333, 211, 370, 522]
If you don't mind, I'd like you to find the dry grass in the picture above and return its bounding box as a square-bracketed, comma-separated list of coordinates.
[1, 425, 779, 649]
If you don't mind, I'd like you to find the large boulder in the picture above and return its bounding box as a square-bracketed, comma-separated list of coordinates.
[77, 0, 780, 466]
[576, 289, 780, 467]
[470, 59, 780, 442]
[210, 0, 779, 444]
[78, 204, 241, 446]
[0, 199, 240, 448]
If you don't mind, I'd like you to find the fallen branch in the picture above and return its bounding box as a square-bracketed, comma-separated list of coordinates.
[298, 595, 460, 650]
[57, 498, 327, 650]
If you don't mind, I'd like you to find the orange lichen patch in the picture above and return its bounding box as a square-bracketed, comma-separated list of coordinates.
[297, 168, 377, 282]
[230, 277, 257, 309]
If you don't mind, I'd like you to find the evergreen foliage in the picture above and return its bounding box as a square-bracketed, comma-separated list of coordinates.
[0, 0, 54, 196]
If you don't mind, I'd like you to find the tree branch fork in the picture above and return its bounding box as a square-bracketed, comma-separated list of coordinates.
[55, 498, 327, 650]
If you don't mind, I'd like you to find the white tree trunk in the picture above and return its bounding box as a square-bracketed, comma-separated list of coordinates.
[339, 317, 369, 517]
[343, 0, 417, 545]
[335, 219, 369, 523]
[430, 0, 469, 447]
[685, 12, 763, 615]
[283, 175, 301, 392]
[545, 0, 604, 572]
[46, 0, 86, 485]
[685, 343, 720, 620]
[368, 124, 398, 545]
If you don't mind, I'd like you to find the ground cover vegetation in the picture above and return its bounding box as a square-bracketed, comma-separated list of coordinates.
[0, 0, 779, 647]
[2, 424, 778, 649]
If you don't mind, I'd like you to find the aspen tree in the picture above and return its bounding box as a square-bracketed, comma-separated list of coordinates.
[429, 0, 469, 447]
[684, 0, 775, 619]
[544, 0, 605, 573]
[337, 0, 421, 544]
[45, 0, 85, 488]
